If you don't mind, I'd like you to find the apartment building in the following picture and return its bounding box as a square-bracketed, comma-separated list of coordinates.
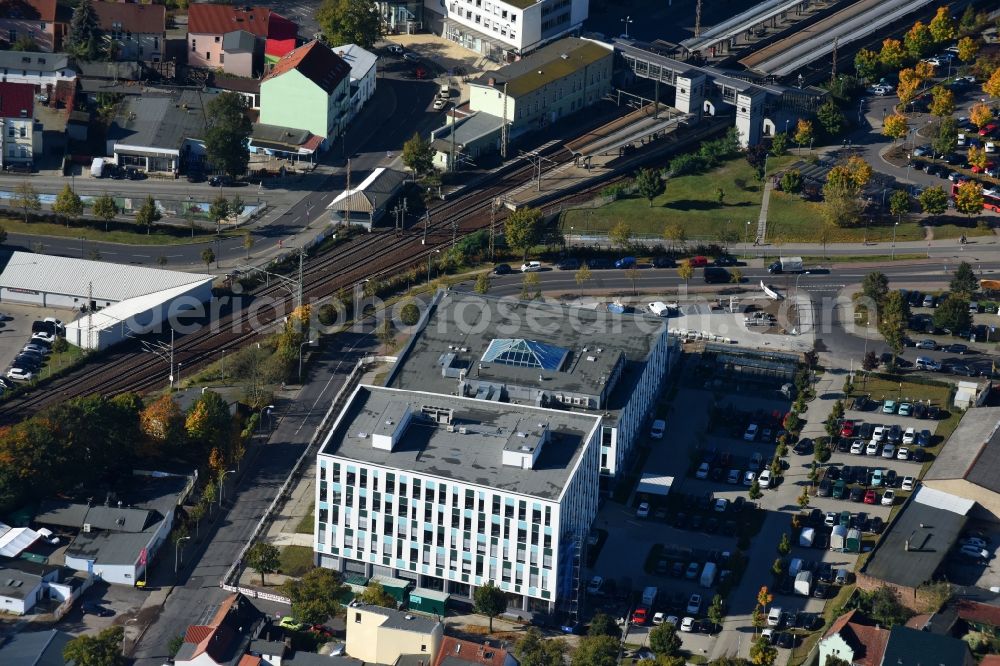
[315, 384, 602, 612]
[0, 82, 41, 169]
[92, 2, 165, 62]
[0, 0, 65, 52]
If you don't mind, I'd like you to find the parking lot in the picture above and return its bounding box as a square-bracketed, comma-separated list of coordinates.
[0, 303, 75, 382]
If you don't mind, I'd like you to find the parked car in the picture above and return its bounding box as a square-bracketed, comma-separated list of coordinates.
[882, 400, 897, 414]
[81, 602, 115, 617]
[686, 594, 702, 614]
[557, 258, 580, 270]
[615, 257, 637, 269]
[882, 490, 896, 505]
[493, 263, 512, 275]
[520, 261, 542, 272]
[636, 502, 650, 518]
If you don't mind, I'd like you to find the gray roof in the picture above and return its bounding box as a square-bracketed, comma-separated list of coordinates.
[77, 61, 142, 80]
[386, 291, 667, 415]
[287, 653, 359, 666]
[353, 602, 442, 633]
[0, 250, 213, 303]
[320, 386, 600, 500]
[431, 112, 502, 152]
[861, 487, 971, 589]
[252, 123, 316, 148]
[250, 639, 286, 655]
[0, 566, 43, 600]
[327, 168, 407, 215]
[223, 29, 257, 52]
[34, 501, 89, 528]
[881, 626, 971, 665]
[332, 43, 378, 82]
[0, 52, 72, 74]
[0, 629, 73, 666]
[108, 88, 218, 152]
[925, 406, 1000, 492]
[65, 529, 154, 566]
[36, 501, 157, 532]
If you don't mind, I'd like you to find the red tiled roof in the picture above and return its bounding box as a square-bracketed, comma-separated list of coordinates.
[265, 37, 296, 59]
[239, 656, 263, 666]
[209, 593, 240, 626]
[955, 599, 1000, 628]
[181, 593, 243, 659]
[0, 82, 35, 119]
[92, 2, 164, 34]
[263, 40, 350, 95]
[0, 0, 57, 22]
[434, 637, 512, 666]
[188, 4, 269, 37]
[981, 656, 1000, 666]
[183, 625, 214, 646]
[823, 610, 890, 666]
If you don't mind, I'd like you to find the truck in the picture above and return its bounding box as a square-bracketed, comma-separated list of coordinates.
[641, 586, 658, 607]
[767, 257, 804, 274]
[788, 557, 804, 577]
[799, 527, 815, 548]
[794, 570, 813, 596]
[700, 562, 717, 588]
[90, 157, 105, 178]
[830, 524, 848, 551]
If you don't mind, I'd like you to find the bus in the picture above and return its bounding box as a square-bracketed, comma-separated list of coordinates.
[952, 183, 1000, 213]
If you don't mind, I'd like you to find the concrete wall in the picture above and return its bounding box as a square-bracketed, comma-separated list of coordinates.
[0, 581, 42, 615]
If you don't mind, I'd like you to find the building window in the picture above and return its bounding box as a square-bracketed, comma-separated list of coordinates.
[220, 53, 225, 64]
[206, 51, 211, 60]
[191, 40, 196, 52]
[355, 612, 362, 623]
[214, 36, 220, 43]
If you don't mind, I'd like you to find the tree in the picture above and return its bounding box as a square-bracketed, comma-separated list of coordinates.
[845, 155, 872, 188]
[11, 181, 40, 223]
[932, 117, 958, 157]
[868, 585, 912, 627]
[402, 132, 435, 176]
[862, 350, 879, 370]
[609, 221, 633, 249]
[781, 169, 802, 193]
[504, 207, 543, 260]
[983, 68, 1000, 99]
[360, 582, 397, 608]
[92, 193, 117, 231]
[955, 180, 984, 218]
[376, 319, 396, 353]
[707, 595, 725, 631]
[817, 99, 845, 136]
[209, 196, 231, 229]
[971, 103, 993, 130]
[749, 479, 762, 500]
[959, 4, 978, 35]
[473, 582, 507, 632]
[139, 394, 184, 456]
[879, 38, 906, 69]
[280, 567, 348, 624]
[63, 625, 124, 666]
[245, 542, 280, 586]
[201, 248, 216, 271]
[928, 7, 955, 44]
[950, 261, 979, 296]
[575, 263, 592, 287]
[770, 131, 789, 156]
[588, 612, 619, 638]
[904, 21, 934, 59]
[825, 656, 851, 666]
[854, 48, 880, 81]
[572, 635, 618, 666]
[793, 119, 813, 152]
[933, 294, 972, 332]
[514, 628, 566, 666]
[822, 166, 864, 228]
[777, 533, 791, 555]
[67, 0, 99, 60]
[882, 113, 909, 142]
[241, 232, 254, 259]
[648, 623, 682, 657]
[730, 268, 743, 283]
[969, 144, 989, 171]
[749, 634, 777, 666]
[797, 486, 810, 509]
[957, 36, 980, 62]
[745, 143, 769, 178]
[897, 69, 921, 106]
[877, 290, 910, 356]
[919, 185, 949, 216]
[929, 86, 955, 118]
[52, 184, 84, 226]
[635, 167, 664, 206]
[677, 260, 693, 284]
[204, 92, 252, 178]
[521, 272, 541, 300]
[474, 271, 490, 294]
[135, 195, 161, 234]
[889, 190, 911, 223]
[316, 0, 382, 48]
[663, 222, 687, 249]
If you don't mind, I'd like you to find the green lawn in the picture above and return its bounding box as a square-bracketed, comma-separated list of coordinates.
[0, 216, 239, 246]
[295, 504, 315, 534]
[279, 545, 314, 577]
[929, 221, 996, 239]
[766, 192, 925, 243]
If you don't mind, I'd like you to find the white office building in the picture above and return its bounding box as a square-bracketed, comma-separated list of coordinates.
[386, 291, 678, 481]
[425, 0, 589, 61]
[315, 385, 602, 613]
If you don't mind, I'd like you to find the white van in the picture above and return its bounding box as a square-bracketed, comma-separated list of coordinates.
[649, 419, 666, 439]
[90, 157, 105, 178]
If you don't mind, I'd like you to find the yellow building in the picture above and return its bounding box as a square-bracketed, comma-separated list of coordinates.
[345, 602, 443, 665]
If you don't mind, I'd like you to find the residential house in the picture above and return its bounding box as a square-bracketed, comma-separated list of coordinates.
[325, 167, 407, 228]
[467, 37, 612, 138]
[92, 2, 165, 62]
[433, 637, 519, 666]
[818, 610, 889, 666]
[207, 72, 261, 110]
[344, 602, 443, 665]
[259, 40, 351, 148]
[424, 0, 588, 61]
[264, 12, 297, 68]
[0, 562, 79, 616]
[0, 630, 74, 664]
[105, 88, 218, 174]
[0, 0, 65, 52]
[0, 81, 41, 169]
[880, 625, 975, 666]
[430, 111, 502, 170]
[954, 599, 1000, 637]
[332, 44, 377, 120]
[0, 51, 76, 90]
[923, 406, 1000, 522]
[174, 594, 264, 666]
[187, 5, 296, 77]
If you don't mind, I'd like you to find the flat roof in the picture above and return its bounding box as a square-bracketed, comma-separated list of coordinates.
[386, 291, 666, 409]
[108, 88, 217, 152]
[862, 487, 972, 589]
[925, 406, 1000, 492]
[431, 112, 502, 152]
[472, 38, 611, 98]
[320, 386, 600, 500]
[353, 601, 441, 633]
[0, 630, 73, 665]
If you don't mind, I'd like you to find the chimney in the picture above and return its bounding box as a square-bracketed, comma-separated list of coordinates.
[488, 77, 496, 86]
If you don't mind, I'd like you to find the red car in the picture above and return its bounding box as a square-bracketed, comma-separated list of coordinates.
[840, 421, 855, 438]
[979, 123, 998, 137]
[689, 256, 709, 267]
[632, 608, 648, 625]
[864, 489, 878, 505]
[972, 162, 996, 174]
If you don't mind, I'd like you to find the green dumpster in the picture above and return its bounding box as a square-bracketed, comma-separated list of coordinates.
[408, 587, 450, 616]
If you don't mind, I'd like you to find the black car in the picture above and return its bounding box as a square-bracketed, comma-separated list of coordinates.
[793, 438, 814, 455]
[850, 487, 864, 502]
[557, 258, 580, 270]
[859, 422, 875, 440]
[911, 448, 926, 462]
[885, 469, 898, 487]
[887, 424, 903, 443]
[493, 263, 512, 275]
[777, 632, 795, 649]
[837, 438, 851, 453]
[817, 563, 834, 583]
[852, 395, 876, 411]
[927, 405, 942, 420]
[81, 602, 114, 617]
[689, 514, 703, 531]
[714, 255, 738, 266]
[826, 466, 841, 481]
[704, 267, 730, 284]
[125, 167, 146, 180]
[869, 516, 885, 534]
[951, 364, 979, 377]
[15, 355, 42, 370]
[947, 343, 969, 354]
[210, 175, 234, 187]
[907, 291, 923, 307]
[914, 402, 928, 419]
[705, 517, 719, 533]
[813, 583, 830, 598]
[817, 479, 831, 497]
[652, 256, 676, 268]
[587, 258, 611, 270]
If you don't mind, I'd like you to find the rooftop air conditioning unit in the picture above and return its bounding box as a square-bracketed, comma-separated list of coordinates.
[83, 523, 91, 533]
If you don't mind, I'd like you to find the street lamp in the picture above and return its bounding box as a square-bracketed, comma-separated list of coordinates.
[891, 222, 899, 260]
[621, 16, 633, 39]
[219, 469, 237, 507]
[174, 536, 191, 573]
[427, 249, 441, 283]
[744, 221, 752, 258]
[298, 339, 316, 383]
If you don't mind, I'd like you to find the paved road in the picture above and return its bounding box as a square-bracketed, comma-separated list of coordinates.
[131, 326, 376, 666]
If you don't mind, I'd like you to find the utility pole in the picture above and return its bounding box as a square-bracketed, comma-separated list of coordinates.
[422, 211, 429, 245]
[87, 281, 93, 351]
[345, 158, 352, 227]
[452, 219, 458, 248]
[831, 37, 838, 81]
[695, 0, 702, 37]
[501, 82, 509, 160]
[450, 105, 457, 172]
[297, 249, 303, 312]
[489, 199, 497, 260]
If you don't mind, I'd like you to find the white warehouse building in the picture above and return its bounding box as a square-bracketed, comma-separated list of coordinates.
[0, 251, 213, 350]
[315, 384, 602, 613]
